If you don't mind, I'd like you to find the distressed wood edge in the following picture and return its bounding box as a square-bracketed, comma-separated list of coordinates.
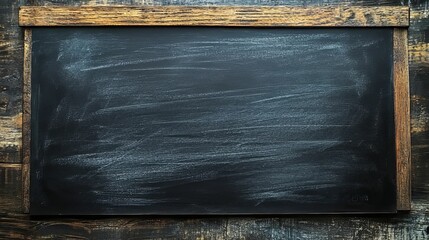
[22, 28, 31, 214]
[18, 6, 410, 27]
[0, 163, 22, 169]
[393, 28, 411, 211]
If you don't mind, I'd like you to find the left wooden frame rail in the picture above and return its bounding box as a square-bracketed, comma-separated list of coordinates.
[22, 28, 31, 213]
[19, 6, 410, 214]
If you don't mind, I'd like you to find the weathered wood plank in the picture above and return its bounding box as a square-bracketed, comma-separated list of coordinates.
[22, 29, 31, 214]
[408, 1, 429, 220]
[0, 164, 22, 214]
[409, 42, 429, 66]
[0, 0, 24, 163]
[28, 0, 405, 6]
[409, 8, 429, 68]
[18, 6, 410, 27]
[0, 210, 428, 239]
[0, 115, 21, 163]
[394, 28, 412, 211]
[0, 0, 23, 116]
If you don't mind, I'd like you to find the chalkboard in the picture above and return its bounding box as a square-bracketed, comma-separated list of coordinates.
[30, 27, 396, 215]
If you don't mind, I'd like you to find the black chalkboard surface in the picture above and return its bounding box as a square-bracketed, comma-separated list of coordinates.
[30, 27, 396, 215]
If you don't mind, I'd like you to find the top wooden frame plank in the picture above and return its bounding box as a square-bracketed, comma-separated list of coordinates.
[19, 6, 409, 27]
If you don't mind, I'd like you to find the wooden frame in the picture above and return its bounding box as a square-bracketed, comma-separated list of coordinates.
[19, 6, 409, 27]
[393, 28, 411, 211]
[19, 6, 411, 213]
[22, 28, 31, 213]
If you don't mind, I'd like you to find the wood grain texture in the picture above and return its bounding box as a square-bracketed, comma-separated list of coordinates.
[0, 0, 23, 116]
[408, 4, 429, 221]
[0, 165, 22, 214]
[0, 207, 429, 239]
[0, 0, 24, 163]
[0, 0, 429, 238]
[18, 6, 410, 27]
[27, 0, 405, 6]
[394, 28, 411, 211]
[22, 29, 31, 214]
[0, 114, 21, 163]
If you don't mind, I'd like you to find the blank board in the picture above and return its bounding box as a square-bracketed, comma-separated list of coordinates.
[29, 27, 396, 215]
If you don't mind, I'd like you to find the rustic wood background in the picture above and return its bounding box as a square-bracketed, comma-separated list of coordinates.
[0, 0, 427, 239]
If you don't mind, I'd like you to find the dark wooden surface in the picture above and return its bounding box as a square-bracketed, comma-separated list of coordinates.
[29, 27, 396, 215]
[1, 0, 429, 238]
